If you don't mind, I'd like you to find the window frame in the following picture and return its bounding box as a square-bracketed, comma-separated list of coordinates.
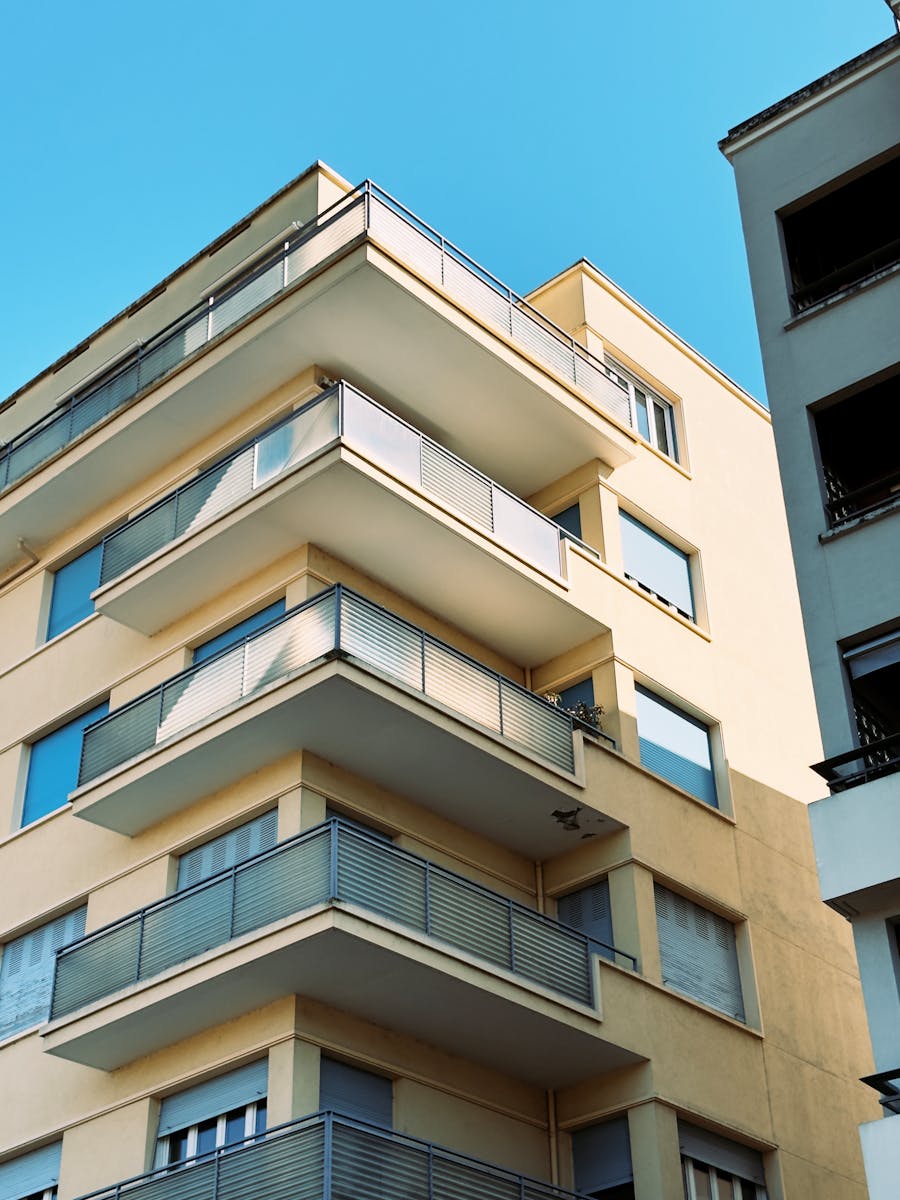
[44, 542, 104, 643]
[619, 510, 696, 622]
[635, 684, 719, 809]
[606, 359, 679, 462]
[154, 1099, 267, 1169]
[682, 1155, 767, 1199]
[19, 701, 109, 829]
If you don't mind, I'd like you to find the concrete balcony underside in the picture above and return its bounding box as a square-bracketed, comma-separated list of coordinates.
[42, 904, 640, 1082]
[0, 241, 634, 571]
[93, 445, 606, 661]
[71, 657, 616, 854]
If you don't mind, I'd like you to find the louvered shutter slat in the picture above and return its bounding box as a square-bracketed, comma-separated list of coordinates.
[655, 885, 744, 1020]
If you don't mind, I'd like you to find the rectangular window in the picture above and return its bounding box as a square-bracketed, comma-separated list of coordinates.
[607, 360, 678, 461]
[782, 150, 900, 312]
[572, 1117, 634, 1199]
[816, 372, 900, 527]
[46, 544, 103, 641]
[0, 1143, 61, 1200]
[552, 503, 583, 541]
[193, 599, 286, 664]
[620, 512, 694, 620]
[680, 1122, 767, 1199]
[155, 1061, 268, 1167]
[0, 908, 87, 1041]
[636, 686, 717, 808]
[655, 886, 744, 1020]
[557, 879, 614, 961]
[176, 810, 279, 890]
[319, 1057, 393, 1127]
[21, 702, 109, 827]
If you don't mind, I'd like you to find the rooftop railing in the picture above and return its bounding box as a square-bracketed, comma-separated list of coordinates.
[0, 183, 631, 496]
[812, 730, 900, 792]
[78, 585, 596, 790]
[98, 380, 566, 586]
[73, 1111, 590, 1200]
[51, 818, 633, 1021]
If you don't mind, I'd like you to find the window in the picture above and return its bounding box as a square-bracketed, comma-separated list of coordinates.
[607, 360, 678, 461]
[0, 909, 86, 1040]
[46, 544, 103, 641]
[620, 513, 694, 620]
[193, 600, 286, 664]
[635, 686, 717, 808]
[816, 372, 900, 526]
[557, 879, 614, 961]
[572, 1117, 634, 1198]
[655, 886, 744, 1021]
[176, 810, 279, 890]
[320, 1057, 393, 1127]
[836, 631, 900, 784]
[782, 150, 900, 312]
[552, 503, 583, 541]
[680, 1122, 767, 1199]
[21, 702, 108, 827]
[0, 1143, 61, 1200]
[154, 1061, 268, 1168]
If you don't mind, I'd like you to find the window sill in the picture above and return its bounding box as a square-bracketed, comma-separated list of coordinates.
[0, 801, 71, 851]
[0, 611, 101, 683]
[784, 256, 900, 329]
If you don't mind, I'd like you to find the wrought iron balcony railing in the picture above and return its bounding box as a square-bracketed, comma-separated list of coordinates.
[0, 183, 630, 495]
[811, 730, 900, 792]
[98, 380, 567, 586]
[74, 1111, 589, 1200]
[77, 585, 600, 790]
[50, 818, 633, 1021]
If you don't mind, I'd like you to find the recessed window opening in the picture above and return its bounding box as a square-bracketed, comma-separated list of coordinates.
[0, 909, 87, 1040]
[783, 151, 900, 311]
[636, 686, 717, 808]
[606, 359, 679, 461]
[620, 512, 694, 620]
[572, 1116, 634, 1198]
[680, 1122, 767, 1199]
[0, 1143, 62, 1200]
[843, 632, 900, 778]
[816, 373, 900, 526]
[45, 543, 103, 641]
[154, 1062, 268, 1169]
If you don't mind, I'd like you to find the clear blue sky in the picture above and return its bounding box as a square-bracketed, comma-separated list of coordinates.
[0, 0, 892, 405]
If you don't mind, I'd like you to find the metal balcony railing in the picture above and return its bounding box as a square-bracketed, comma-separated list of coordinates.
[812, 730, 900, 792]
[73, 1111, 590, 1200]
[98, 380, 566, 586]
[51, 818, 632, 1021]
[78, 584, 594, 789]
[0, 183, 631, 496]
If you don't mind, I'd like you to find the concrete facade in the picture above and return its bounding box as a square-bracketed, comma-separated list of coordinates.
[0, 161, 879, 1200]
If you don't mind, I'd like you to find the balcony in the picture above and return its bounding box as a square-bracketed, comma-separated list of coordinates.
[73, 586, 617, 851]
[44, 821, 637, 1076]
[812, 731, 900, 793]
[75, 1112, 589, 1200]
[92, 381, 607, 662]
[0, 183, 634, 570]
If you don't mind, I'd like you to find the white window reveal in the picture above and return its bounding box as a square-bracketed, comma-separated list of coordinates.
[0, 1143, 61, 1200]
[606, 360, 678, 461]
[635, 686, 717, 808]
[655, 885, 744, 1021]
[176, 810, 279, 890]
[0, 908, 87, 1041]
[155, 1060, 268, 1167]
[620, 512, 694, 620]
[680, 1122, 767, 1199]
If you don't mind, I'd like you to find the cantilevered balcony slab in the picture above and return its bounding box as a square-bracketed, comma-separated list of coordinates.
[72, 587, 618, 851]
[0, 185, 634, 570]
[43, 823, 639, 1079]
[92, 382, 607, 661]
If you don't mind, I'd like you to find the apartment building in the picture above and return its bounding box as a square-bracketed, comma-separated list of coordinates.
[721, 14, 900, 1199]
[0, 161, 879, 1200]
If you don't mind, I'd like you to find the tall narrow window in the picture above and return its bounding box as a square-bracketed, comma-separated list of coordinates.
[572, 1117, 634, 1198]
[176, 810, 279, 890]
[46, 544, 103, 641]
[620, 513, 694, 620]
[155, 1061, 268, 1168]
[320, 1058, 393, 1127]
[0, 908, 86, 1040]
[21, 702, 109, 827]
[557, 880, 614, 961]
[635, 686, 717, 808]
[655, 886, 744, 1021]
[0, 1142, 62, 1200]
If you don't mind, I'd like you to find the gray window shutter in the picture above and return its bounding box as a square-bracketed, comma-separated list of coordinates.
[320, 1058, 393, 1127]
[572, 1117, 632, 1192]
[844, 632, 900, 679]
[157, 1060, 268, 1136]
[635, 686, 717, 808]
[557, 881, 614, 960]
[177, 810, 278, 890]
[0, 908, 87, 1040]
[0, 1144, 61, 1200]
[620, 512, 693, 618]
[678, 1122, 766, 1186]
[655, 886, 744, 1020]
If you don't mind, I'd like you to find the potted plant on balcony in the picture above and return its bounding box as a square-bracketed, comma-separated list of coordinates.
[543, 691, 604, 735]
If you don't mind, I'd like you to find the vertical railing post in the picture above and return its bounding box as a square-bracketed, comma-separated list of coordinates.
[421, 631, 427, 693]
[364, 182, 371, 232]
[228, 865, 238, 940]
[498, 677, 504, 737]
[323, 1113, 334, 1200]
[440, 236, 446, 288]
[427, 1141, 434, 1200]
[507, 287, 514, 338]
[329, 822, 339, 902]
[134, 913, 145, 983]
[333, 583, 343, 655]
[206, 296, 214, 344]
[424, 862, 431, 936]
[508, 902, 516, 975]
[212, 1140, 222, 1200]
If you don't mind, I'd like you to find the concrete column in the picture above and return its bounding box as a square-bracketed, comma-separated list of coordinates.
[628, 1100, 683, 1200]
[631, 864, 662, 984]
[598, 483, 623, 572]
[607, 863, 642, 971]
[266, 1038, 321, 1124]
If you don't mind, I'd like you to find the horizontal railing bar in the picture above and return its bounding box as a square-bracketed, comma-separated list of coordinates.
[811, 729, 900, 776]
[792, 236, 900, 308]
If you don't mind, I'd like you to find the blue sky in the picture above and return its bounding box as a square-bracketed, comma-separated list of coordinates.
[0, 0, 892, 404]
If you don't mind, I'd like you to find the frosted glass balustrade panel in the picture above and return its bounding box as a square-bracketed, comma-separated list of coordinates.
[492, 488, 562, 575]
[341, 388, 421, 485]
[254, 393, 339, 487]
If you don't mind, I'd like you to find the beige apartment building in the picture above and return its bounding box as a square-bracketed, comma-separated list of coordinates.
[0, 162, 880, 1200]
